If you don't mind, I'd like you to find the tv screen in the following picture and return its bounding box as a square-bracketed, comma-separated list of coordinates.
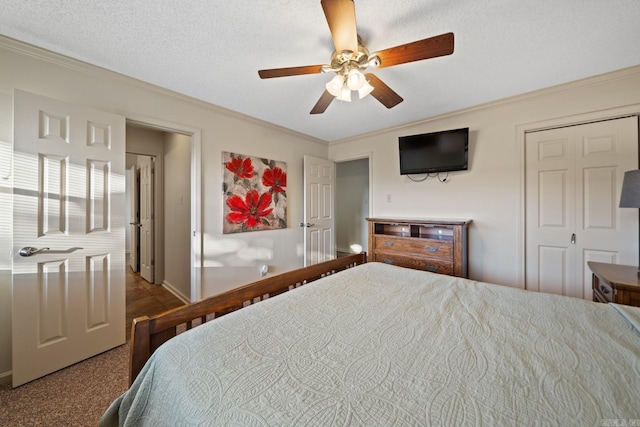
[398, 127, 469, 175]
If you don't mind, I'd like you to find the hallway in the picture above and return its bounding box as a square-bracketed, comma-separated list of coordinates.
[125, 267, 185, 341]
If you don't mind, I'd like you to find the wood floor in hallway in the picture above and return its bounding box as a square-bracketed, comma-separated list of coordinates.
[126, 267, 185, 341]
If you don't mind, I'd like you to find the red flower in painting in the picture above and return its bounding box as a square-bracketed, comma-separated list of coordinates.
[262, 167, 287, 193]
[226, 190, 273, 228]
[225, 157, 254, 179]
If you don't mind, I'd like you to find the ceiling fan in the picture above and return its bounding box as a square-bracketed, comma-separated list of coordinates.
[258, 0, 454, 114]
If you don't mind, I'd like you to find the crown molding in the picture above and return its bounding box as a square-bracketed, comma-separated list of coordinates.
[0, 35, 328, 146]
[329, 64, 640, 147]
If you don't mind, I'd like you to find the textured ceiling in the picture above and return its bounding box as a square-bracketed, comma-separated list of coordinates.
[2, 0, 640, 142]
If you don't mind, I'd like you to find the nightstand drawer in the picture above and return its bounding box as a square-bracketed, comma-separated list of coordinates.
[373, 253, 453, 275]
[588, 262, 640, 307]
[374, 236, 452, 259]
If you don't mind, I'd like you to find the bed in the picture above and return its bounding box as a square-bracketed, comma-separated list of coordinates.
[101, 254, 640, 426]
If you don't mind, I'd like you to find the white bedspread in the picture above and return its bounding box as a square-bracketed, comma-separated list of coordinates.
[102, 263, 640, 426]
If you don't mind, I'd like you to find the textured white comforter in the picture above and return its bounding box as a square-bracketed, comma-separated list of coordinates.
[102, 263, 640, 426]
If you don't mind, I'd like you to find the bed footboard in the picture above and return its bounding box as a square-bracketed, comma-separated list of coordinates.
[129, 253, 367, 385]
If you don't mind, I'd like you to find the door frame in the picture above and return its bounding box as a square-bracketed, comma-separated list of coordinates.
[120, 111, 202, 302]
[516, 104, 640, 290]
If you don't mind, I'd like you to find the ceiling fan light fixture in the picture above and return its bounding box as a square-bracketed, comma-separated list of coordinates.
[326, 75, 345, 97]
[258, 1, 455, 115]
[346, 68, 366, 90]
[358, 79, 374, 99]
[337, 84, 351, 102]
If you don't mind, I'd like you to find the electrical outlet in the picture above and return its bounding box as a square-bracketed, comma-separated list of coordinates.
[386, 194, 392, 203]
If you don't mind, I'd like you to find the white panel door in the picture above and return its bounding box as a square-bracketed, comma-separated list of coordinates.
[526, 116, 638, 299]
[526, 127, 577, 296]
[12, 90, 125, 387]
[128, 165, 139, 272]
[303, 155, 335, 266]
[139, 156, 154, 283]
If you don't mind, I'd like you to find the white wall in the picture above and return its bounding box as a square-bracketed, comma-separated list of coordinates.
[330, 66, 640, 288]
[163, 132, 191, 300]
[0, 37, 328, 377]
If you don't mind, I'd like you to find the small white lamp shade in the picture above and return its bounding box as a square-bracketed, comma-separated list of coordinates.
[358, 80, 374, 99]
[326, 75, 344, 97]
[619, 170, 640, 208]
[346, 69, 366, 90]
[337, 84, 351, 102]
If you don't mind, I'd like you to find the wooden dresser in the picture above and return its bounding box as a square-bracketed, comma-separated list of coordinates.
[366, 217, 471, 278]
[588, 261, 640, 307]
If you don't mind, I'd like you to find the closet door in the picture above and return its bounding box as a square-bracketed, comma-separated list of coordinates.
[525, 116, 638, 300]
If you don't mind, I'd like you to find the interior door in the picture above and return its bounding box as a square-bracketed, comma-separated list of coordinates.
[525, 116, 639, 299]
[12, 89, 125, 387]
[128, 165, 139, 272]
[303, 155, 335, 266]
[139, 155, 154, 283]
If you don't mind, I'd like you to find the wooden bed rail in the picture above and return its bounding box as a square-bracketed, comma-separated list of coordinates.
[129, 253, 367, 385]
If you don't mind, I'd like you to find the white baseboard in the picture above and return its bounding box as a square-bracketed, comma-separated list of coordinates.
[0, 370, 11, 385]
[162, 280, 190, 304]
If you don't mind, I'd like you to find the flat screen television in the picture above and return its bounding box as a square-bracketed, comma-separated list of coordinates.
[398, 127, 469, 175]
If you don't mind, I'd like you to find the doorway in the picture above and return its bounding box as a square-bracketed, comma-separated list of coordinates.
[126, 153, 155, 282]
[335, 156, 371, 257]
[125, 121, 197, 303]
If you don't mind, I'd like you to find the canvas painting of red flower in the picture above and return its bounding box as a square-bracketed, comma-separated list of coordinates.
[222, 152, 287, 233]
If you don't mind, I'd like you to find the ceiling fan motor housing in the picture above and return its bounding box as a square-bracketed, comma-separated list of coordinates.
[329, 41, 371, 76]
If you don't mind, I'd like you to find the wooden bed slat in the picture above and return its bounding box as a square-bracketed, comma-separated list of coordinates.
[129, 253, 367, 385]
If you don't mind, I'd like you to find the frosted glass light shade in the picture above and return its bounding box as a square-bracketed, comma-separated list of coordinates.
[346, 69, 366, 90]
[358, 80, 374, 99]
[326, 75, 344, 97]
[337, 85, 351, 102]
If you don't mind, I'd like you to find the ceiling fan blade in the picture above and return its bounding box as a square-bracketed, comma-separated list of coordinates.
[258, 65, 324, 79]
[310, 90, 335, 114]
[373, 32, 454, 68]
[321, 0, 358, 53]
[365, 73, 403, 109]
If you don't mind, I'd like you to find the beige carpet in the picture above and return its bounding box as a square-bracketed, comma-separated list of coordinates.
[0, 344, 129, 426]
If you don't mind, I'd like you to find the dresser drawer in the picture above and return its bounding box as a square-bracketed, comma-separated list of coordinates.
[374, 236, 453, 259]
[593, 280, 614, 303]
[373, 253, 453, 275]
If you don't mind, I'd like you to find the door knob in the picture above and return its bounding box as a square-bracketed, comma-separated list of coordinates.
[299, 222, 315, 228]
[19, 247, 50, 257]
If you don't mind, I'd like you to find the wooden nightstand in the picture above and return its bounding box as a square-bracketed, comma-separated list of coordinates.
[588, 261, 640, 307]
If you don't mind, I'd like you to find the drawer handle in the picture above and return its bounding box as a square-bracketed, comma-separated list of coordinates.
[383, 259, 394, 264]
[384, 242, 394, 246]
[599, 285, 610, 294]
[426, 246, 438, 252]
[426, 266, 438, 272]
